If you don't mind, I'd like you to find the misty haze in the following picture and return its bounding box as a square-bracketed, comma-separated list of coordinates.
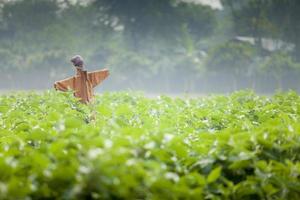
[0, 0, 299, 94]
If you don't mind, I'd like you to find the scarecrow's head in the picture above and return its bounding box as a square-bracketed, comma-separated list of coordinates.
[71, 55, 84, 68]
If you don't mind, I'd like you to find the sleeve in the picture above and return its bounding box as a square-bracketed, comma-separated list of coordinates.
[54, 76, 76, 92]
[88, 69, 110, 88]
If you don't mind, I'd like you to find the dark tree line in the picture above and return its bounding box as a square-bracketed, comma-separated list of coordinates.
[0, 0, 299, 92]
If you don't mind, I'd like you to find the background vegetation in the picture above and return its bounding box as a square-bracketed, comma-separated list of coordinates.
[0, 0, 299, 93]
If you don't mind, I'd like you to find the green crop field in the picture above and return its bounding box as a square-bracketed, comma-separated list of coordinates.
[0, 91, 300, 199]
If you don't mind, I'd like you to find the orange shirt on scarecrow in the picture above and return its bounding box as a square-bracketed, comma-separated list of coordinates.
[54, 55, 109, 103]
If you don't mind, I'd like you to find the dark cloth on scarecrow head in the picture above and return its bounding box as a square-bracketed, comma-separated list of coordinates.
[71, 55, 84, 68]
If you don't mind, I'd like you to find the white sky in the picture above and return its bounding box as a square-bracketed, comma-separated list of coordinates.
[181, 0, 223, 9]
[65, 0, 223, 10]
[0, 0, 223, 10]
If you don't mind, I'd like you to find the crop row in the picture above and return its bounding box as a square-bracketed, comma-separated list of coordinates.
[0, 91, 299, 199]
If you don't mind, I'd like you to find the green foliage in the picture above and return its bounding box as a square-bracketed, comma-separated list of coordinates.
[222, 0, 300, 59]
[206, 41, 257, 74]
[93, 0, 216, 48]
[261, 51, 299, 73]
[0, 91, 300, 199]
[260, 51, 300, 89]
[2, 0, 59, 32]
[0, 0, 216, 75]
[1, 0, 300, 92]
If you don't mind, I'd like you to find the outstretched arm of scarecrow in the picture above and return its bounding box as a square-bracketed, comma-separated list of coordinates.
[88, 69, 110, 88]
[54, 76, 76, 92]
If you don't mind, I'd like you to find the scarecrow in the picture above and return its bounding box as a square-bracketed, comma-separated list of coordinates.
[54, 55, 109, 103]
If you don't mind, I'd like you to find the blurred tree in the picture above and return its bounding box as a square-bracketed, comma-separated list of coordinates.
[220, 0, 300, 91]
[222, 0, 300, 59]
[1, 0, 299, 91]
[0, 0, 60, 71]
[89, 0, 217, 91]
[92, 0, 216, 50]
[0, 0, 112, 72]
[267, 0, 300, 60]
[1, 0, 58, 35]
[221, 0, 275, 53]
[205, 41, 257, 90]
[260, 51, 299, 90]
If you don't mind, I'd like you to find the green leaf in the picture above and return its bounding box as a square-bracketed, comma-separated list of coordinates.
[207, 166, 222, 183]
